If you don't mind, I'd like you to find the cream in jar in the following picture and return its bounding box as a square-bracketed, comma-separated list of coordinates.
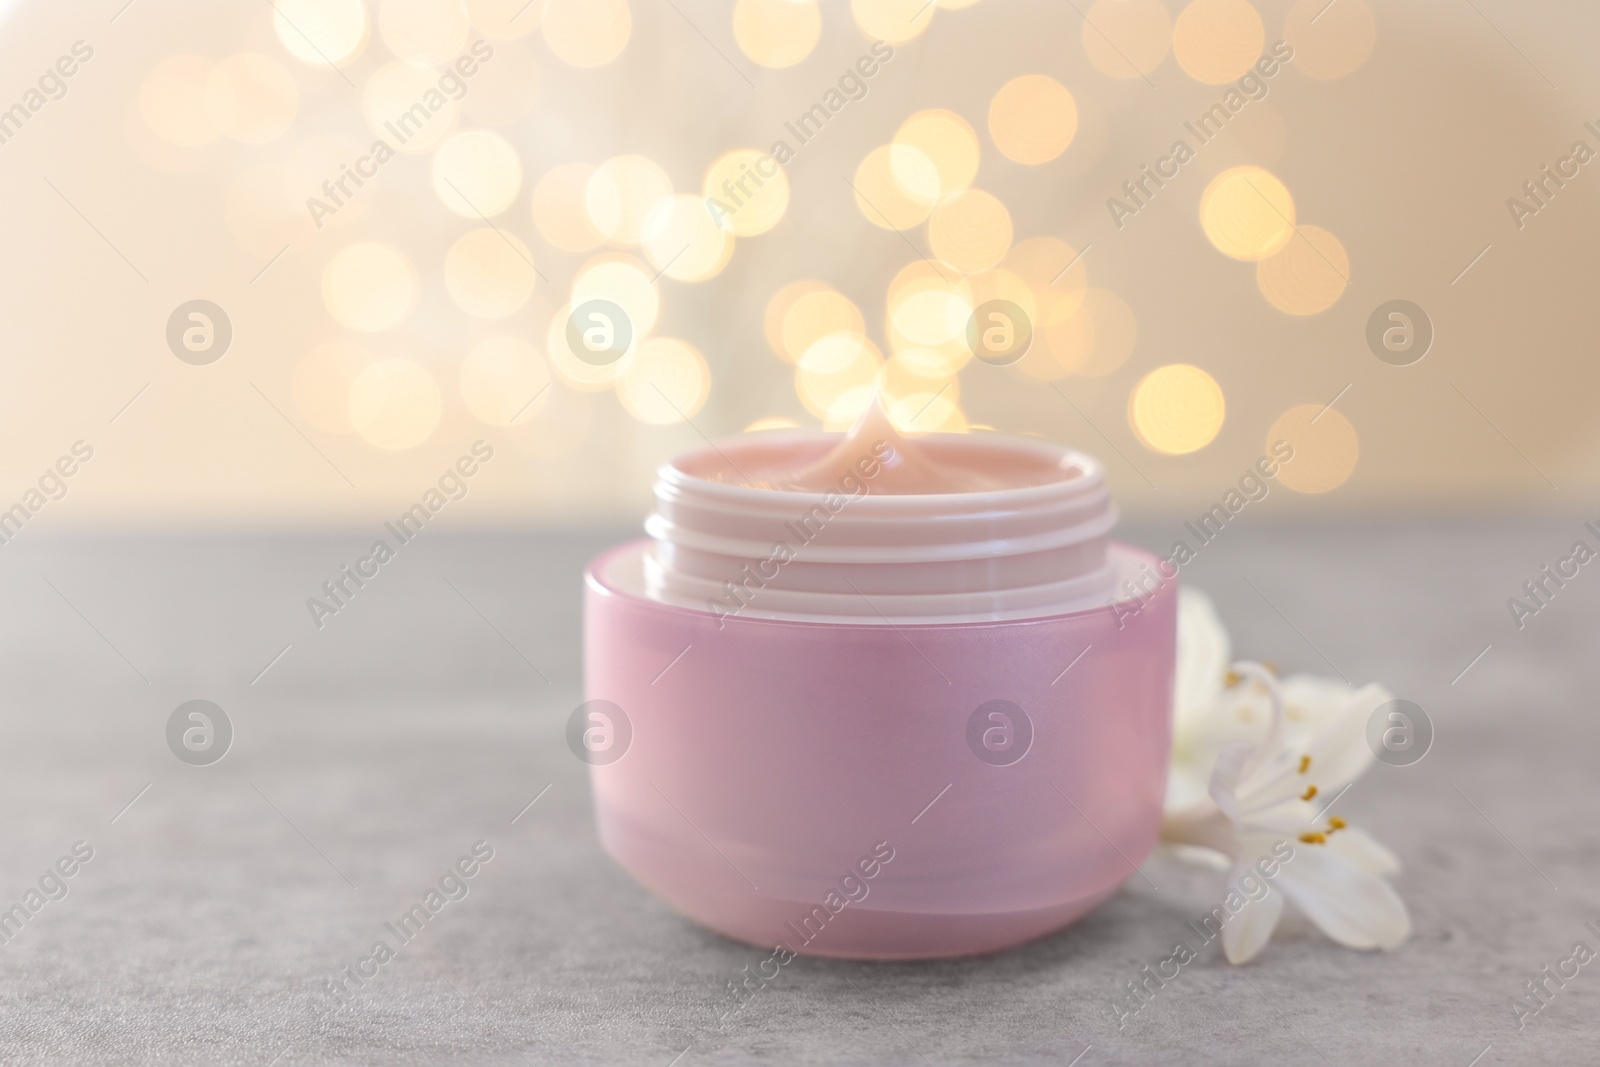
[583, 408, 1175, 959]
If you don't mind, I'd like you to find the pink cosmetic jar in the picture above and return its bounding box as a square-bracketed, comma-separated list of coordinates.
[582, 419, 1175, 959]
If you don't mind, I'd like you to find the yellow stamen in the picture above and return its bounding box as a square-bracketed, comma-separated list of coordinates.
[1225, 670, 1242, 687]
[1297, 755, 1312, 774]
[1328, 816, 1346, 830]
[1298, 832, 1327, 845]
[1300, 785, 1318, 801]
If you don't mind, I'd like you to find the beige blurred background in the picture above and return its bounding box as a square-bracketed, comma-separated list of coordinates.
[0, 0, 1595, 528]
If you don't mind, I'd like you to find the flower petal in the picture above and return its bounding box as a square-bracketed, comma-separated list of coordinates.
[1276, 845, 1412, 951]
[1164, 761, 1215, 815]
[1280, 673, 1368, 731]
[1328, 825, 1401, 876]
[1162, 802, 1243, 858]
[1235, 752, 1321, 814]
[1207, 742, 1254, 826]
[1175, 588, 1231, 735]
[1171, 682, 1275, 793]
[1296, 683, 1391, 793]
[1163, 842, 1232, 870]
[1232, 662, 1290, 785]
[1221, 867, 1286, 965]
[1233, 799, 1320, 839]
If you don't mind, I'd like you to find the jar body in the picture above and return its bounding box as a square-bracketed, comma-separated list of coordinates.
[582, 539, 1176, 959]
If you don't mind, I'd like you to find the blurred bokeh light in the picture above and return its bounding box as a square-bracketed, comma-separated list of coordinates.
[1, 0, 1596, 525]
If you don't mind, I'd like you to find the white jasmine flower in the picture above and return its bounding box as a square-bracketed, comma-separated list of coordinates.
[1162, 592, 1412, 964]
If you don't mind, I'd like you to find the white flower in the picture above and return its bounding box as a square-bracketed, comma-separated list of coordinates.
[1161, 591, 1412, 964]
[1167, 590, 1392, 812]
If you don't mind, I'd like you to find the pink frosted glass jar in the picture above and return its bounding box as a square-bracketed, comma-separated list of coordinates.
[582, 424, 1175, 959]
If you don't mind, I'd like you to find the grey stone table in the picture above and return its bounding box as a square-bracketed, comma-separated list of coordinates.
[0, 518, 1594, 1065]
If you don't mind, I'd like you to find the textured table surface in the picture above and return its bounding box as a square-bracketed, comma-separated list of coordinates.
[0, 519, 1594, 1066]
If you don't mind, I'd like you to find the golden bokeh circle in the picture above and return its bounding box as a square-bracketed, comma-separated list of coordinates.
[546, 303, 628, 391]
[764, 280, 825, 362]
[349, 358, 442, 450]
[532, 163, 605, 252]
[543, 0, 633, 67]
[850, 0, 933, 43]
[733, 0, 821, 68]
[1256, 224, 1350, 315]
[893, 110, 980, 202]
[1002, 236, 1089, 326]
[323, 243, 418, 332]
[1041, 304, 1093, 380]
[1173, 0, 1266, 85]
[703, 149, 790, 236]
[888, 144, 942, 207]
[643, 195, 735, 282]
[444, 228, 538, 317]
[1200, 166, 1295, 260]
[796, 333, 884, 420]
[364, 61, 459, 154]
[744, 417, 802, 432]
[927, 189, 1013, 273]
[1050, 288, 1137, 377]
[820, 393, 881, 430]
[274, 0, 369, 65]
[779, 287, 865, 365]
[586, 155, 674, 246]
[617, 339, 710, 424]
[885, 261, 973, 373]
[1286, 0, 1376, 80]
[460, 337, 551, 425]
[963, 268, 1052, 378]
[1129, 364, 1225, 454]
[293, 341, 371, 434]
[882, 348, 961, 432]
[988, 75, 1078, 165]
[1268, 404, 1359, 493]
[432, 129, 523, 217]
[883, 347, 959, 403]
[890, 274, 972, 349]
[764, 279, 825, 363]
[572, 254, 660, 337]
[852, 145, 935, 230]
[1082, 0, 1172, 79]
[886, 390, 966, 434]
